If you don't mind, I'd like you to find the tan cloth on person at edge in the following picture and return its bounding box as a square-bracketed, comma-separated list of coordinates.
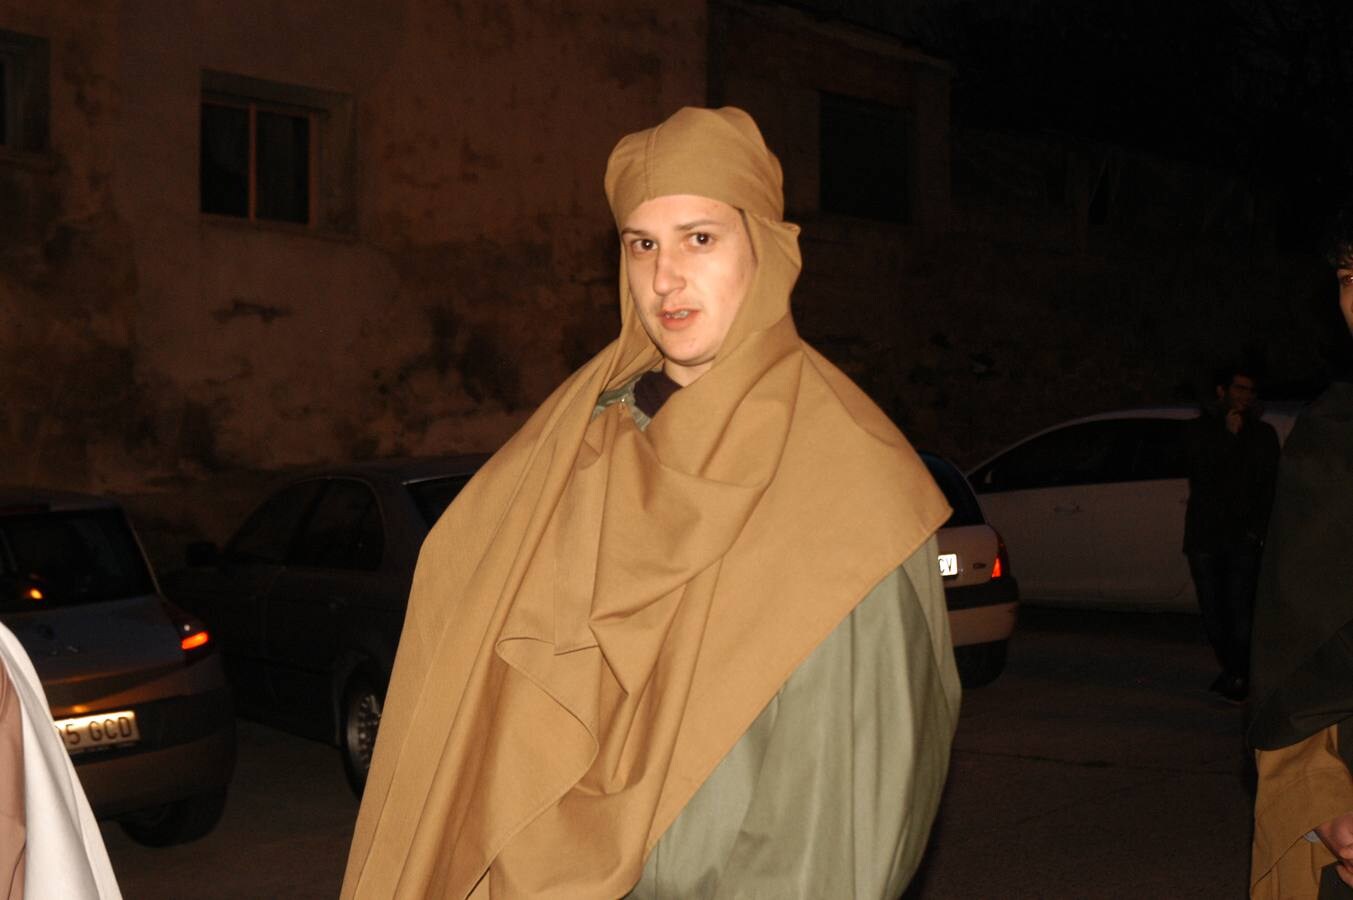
[0, 624, 120, 899]
[0, 661, 24, 900]
[341, 107, 952, 899]
[1252, 724, 1353, 898]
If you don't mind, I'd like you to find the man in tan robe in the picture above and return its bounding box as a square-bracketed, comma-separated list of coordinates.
[343, 106, 959, 899]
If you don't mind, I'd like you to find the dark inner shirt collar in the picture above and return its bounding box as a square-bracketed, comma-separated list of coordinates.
[633, 369, 683, 418]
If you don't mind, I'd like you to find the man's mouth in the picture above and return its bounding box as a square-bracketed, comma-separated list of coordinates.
[658, 307, 699, 330]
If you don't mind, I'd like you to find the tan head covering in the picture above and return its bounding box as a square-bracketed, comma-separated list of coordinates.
[342, 107, 949, 899]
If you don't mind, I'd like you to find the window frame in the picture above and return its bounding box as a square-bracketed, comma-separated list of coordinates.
[818, 90, 913, 224]
[972, 420, 1129, 494]
[286, 478, 385, 573]
[972, 417, 1194, 495]
[199, 70, 354, 234]
[224, 481, 324, 566]
[201, 92, 320, 226]
[0, 28, 50, 157]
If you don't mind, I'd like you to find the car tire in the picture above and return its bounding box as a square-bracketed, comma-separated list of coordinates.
[954, 639, 1008, 689]
[118, 788, 227, 847]
[341, 670, 385, 796]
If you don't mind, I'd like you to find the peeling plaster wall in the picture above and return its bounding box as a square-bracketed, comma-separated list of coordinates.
[0, 1, 136, 490]
[3, 0, 1333, 562]
[1, 0, 705, 514]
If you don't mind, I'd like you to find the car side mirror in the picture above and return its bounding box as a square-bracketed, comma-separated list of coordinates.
[185, 541, 219, 567]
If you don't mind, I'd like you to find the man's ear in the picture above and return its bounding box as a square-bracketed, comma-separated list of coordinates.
[1215, 385, 1225, 400]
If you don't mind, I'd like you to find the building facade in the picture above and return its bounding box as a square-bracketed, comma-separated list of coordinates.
[0, 1, 1327, 553]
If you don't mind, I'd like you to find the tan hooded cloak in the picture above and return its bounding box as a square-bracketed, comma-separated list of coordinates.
[342, 107, 955, 899]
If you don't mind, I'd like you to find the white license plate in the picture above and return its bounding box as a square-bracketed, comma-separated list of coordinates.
[54, 710, 140, 754]
[938, 553, 959, 577]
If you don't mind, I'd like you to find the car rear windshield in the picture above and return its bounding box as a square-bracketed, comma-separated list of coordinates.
[406, 475, 474, 528]
[921, 455, 985, 528]
[0, 509, 155, 612]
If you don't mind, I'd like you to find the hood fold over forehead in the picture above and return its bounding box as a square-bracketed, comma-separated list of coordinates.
[607, 106, 800, 378]
[605, 106, 784, 225]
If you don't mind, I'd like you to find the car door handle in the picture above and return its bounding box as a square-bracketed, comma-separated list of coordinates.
[1053, 504, 1082, 514]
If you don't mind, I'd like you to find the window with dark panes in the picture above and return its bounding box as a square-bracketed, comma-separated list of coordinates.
[201, 71, 354, 232]
[289, 480, 383, 571]
[1127, 419, 1188, 482]
[0, 510, 155, 611]
[201, 97, 313, 224]
[975, 421, 1131, 493]
[1, 57, 8, 146]
[0, 29, 49, 154]
[407, 475, 475, 528]
[820, 92, 911, 223]
[200, 103, 248, 216]
[921, 454, 985, 527]
[226, 482, 322, 564]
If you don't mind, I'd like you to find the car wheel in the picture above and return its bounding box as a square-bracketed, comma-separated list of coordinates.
[119, 789, 227, 847]
[341, 671, 385, 796]
[954, 639, 1008, 689]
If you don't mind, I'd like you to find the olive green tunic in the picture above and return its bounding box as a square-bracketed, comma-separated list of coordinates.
[596, 379, 962, 899]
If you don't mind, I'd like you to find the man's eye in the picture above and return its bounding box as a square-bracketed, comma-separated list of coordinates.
[691, 232, 712, 246]
[631, 239, 655, 253]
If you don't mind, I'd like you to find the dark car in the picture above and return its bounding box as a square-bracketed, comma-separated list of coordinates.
[163, 455, 487, 793]
[920, 452, 1020, 688]
[0, 488, 236, 846]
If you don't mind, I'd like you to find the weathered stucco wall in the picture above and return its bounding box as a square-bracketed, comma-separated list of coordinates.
[0, 1, 137, 493]
[1, 0, 1340, 561]
[1, 0, 705, 513]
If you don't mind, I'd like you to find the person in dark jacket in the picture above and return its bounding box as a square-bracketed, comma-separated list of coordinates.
[1183, 365, 1280, 701]
[1248, 205, 1353, 898]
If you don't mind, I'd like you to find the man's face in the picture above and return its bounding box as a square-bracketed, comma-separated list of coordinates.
[621, 194, 757, 386]
[1217, 374, 1257, 412]
[1338, 267, 1353, 334]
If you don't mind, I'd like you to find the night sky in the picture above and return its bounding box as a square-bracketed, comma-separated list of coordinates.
[792, 0, 1353, 250]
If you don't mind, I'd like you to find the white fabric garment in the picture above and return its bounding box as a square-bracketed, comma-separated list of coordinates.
[0, 623, 121, 900]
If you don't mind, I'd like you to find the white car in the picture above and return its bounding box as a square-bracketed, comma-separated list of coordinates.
[921, 452, 1019, 688]
[966, 405, 1300, 612]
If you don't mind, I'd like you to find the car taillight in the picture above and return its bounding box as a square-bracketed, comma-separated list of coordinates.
[180, 630, 210, 652]
[991, 535, 1010, 581]
[163, 602, 213, 663]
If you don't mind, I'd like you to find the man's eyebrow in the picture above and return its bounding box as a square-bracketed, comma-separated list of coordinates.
[619, 218, 729, 237]
[675, 218, 725, 231]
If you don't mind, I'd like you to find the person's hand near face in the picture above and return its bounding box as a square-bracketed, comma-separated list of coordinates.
[1317, 812, 1353, 887]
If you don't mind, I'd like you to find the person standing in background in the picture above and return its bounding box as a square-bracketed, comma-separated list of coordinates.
[1183, 364, 1280, 702]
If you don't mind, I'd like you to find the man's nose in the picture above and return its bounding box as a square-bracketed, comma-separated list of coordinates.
[652, 249, 684, 296]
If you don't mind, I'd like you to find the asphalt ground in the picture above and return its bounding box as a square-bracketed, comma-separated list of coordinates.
[908, 606, 1253, 899]
[103, 605, 1252, 899]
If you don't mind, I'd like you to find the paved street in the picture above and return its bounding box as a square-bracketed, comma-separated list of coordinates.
[101, 717, 357, 899]
[911, 607, 1253, 899]
[103, 607, 1253, 898]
